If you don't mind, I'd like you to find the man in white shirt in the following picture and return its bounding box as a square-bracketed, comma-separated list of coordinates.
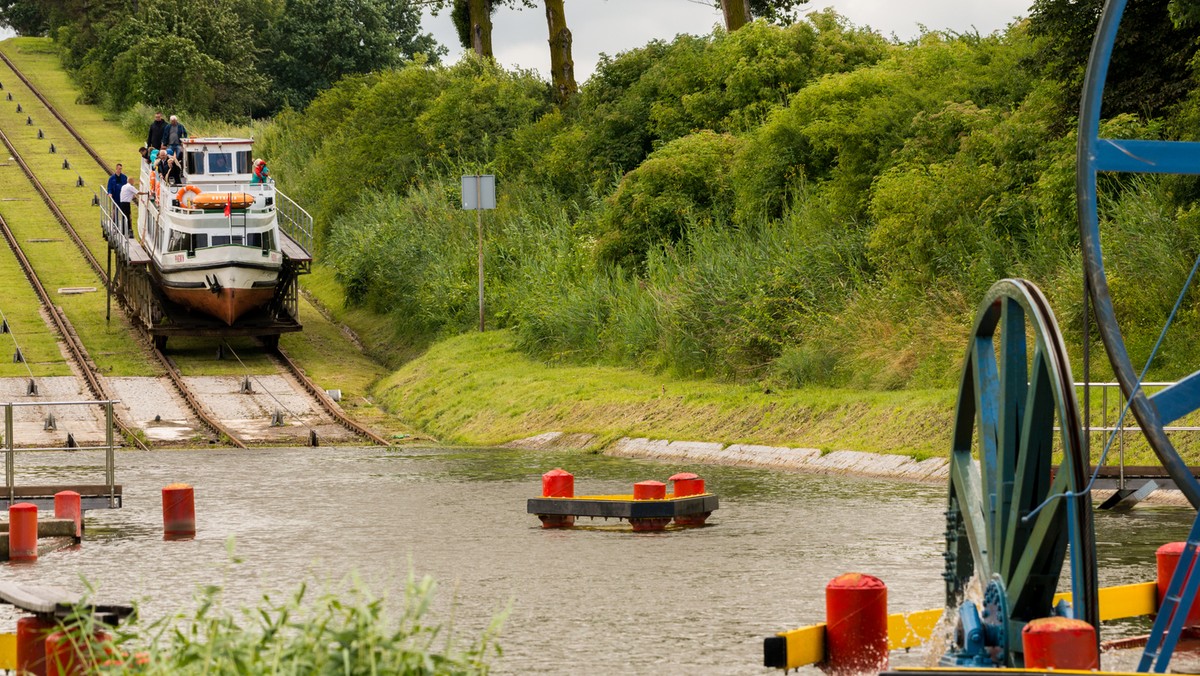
[119, 180, 137, 234]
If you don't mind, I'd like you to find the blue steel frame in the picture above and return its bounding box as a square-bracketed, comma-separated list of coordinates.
[945, 279, 1098, 666]
[1077, 0, 1200, 507]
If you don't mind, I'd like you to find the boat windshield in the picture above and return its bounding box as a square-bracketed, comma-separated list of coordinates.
[184, 150, 253, 175]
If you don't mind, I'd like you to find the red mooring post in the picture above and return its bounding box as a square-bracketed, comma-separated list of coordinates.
[822, 573, 888, 675]
[1022, 617, 1099, 670]
[669, 472, 704, 497]
[9, 502, 38, 562]
[17, 615, 56, 676]
[539, 469, 575, 528]
[54, 490, 82, 540]
[162, 483, 195, 540]
[633, 480, 666, 500]
[669, 472, 710, 526]
[1157, 542, 1200, 626]
[45, 629, 110, 676]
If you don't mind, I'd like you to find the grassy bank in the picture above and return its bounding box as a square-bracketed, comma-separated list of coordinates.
[368, 329, 954, 456]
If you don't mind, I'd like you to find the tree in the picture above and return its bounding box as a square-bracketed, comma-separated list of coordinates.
[1028, 0, 1200, 122]
[544, 0, 576, 103]
[0, 0, 48, 35]
[715, 0, 809, 31]
[262, 0, 441, 111]
[721, 0, 752, 32]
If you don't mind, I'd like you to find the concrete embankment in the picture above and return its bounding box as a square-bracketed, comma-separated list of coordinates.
[503, 431, 949, 482]
[503, 431, 1190, 505]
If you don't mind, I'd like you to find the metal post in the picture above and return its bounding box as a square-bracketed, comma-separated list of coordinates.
[106, 246, 112, 323]
[476, 174, 484, 332]
[1119, 387, 1126, 491]
[5, 403, 12, 506]
[105, 401, 114, 508]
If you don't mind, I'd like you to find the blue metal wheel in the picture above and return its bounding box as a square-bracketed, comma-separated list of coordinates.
[1078, 0, 1200, 507]
[943, 279, 1098, 667]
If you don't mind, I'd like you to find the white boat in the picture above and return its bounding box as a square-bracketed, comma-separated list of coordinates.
[135, 138, 310, 326]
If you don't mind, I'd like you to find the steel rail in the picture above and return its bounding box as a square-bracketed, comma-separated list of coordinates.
[0, 201, 148, 450]
[266, 344, 391, 446]
[0, 50, 384, 449]
[0, 49, 113, 175]
[0, 127, 244, 448]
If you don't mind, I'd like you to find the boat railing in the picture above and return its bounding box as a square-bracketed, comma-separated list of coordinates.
[275, 189, 313, 254]
[99, 192, 132, 262]
[3, 399, 119, 509]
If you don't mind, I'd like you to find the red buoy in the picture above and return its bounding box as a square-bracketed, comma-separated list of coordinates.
[822, 573, 888, 675]
[162, 483, 195, 540]
[9, 502, 38, 562]
[1157, 542, 1200, 626]
[1022, 617, 1098, 670]
[54, 490, 82, 540]
[542, 468, 574, 497]
[45, 629, 110, 676]
[633, 480, 666, 500]
[669, 472, 705, 497]
[17, 615, 55, 676]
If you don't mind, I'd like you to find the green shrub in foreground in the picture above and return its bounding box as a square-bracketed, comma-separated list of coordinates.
[59, 571, 504, 675]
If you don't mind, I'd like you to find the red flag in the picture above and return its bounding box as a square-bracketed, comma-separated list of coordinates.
[224, 193, 231, 217]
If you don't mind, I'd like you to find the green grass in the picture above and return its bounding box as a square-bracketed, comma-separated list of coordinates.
[373, 328, 958, 455]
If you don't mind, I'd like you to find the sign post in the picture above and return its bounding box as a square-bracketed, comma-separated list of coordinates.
[461, 174, 496, 331]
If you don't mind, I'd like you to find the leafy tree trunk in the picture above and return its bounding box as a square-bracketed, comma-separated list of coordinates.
[721, 0, 752, 31]
[468, 0, 493, 58]
[544, 0, 576, 104]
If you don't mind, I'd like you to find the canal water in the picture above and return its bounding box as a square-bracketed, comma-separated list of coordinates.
[1, 446, 1193, 674]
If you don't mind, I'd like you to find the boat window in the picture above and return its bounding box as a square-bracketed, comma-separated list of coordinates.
[185, 152, 204, 175]
[236, 151, 252, 174]
[166, 230, 208, 252]
[208, 153, 232, 174]
[211, 234, 245, 246]
[247, 231, 275, 250]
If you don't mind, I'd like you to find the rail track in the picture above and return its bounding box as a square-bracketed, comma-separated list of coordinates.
[0, 161, 148, 449]
[0, 51, 388, 447]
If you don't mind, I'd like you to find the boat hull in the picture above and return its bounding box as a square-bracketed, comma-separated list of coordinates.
[160, 284, 276, 326]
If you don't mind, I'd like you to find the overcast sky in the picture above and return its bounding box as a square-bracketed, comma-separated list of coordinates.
[422, 0, 1036, 82]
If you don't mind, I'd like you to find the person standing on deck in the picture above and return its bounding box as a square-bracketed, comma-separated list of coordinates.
[106, 163, 127, 221]
[146, 111, 167, 150]
[164, 115, 187, 156]
[118, 180, 137, 235]
[251, 158, 269, 184]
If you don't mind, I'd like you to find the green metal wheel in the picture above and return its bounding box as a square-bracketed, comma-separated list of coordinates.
[943, 279, 1098, 667]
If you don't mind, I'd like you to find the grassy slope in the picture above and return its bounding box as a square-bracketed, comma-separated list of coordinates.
[0, 37, 996, 459]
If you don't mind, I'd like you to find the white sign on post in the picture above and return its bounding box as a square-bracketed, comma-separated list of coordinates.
[462, 174, 497, 332]
[461, 174, 496, 210]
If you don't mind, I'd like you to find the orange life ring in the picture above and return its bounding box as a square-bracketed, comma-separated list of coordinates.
[176, 184, 202, 206]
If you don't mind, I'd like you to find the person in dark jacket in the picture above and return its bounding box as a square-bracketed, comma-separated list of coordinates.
[146, 112, 166, 149]
[106, 163, 127, 219]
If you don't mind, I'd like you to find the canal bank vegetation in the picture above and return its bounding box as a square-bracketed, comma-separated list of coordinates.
[5, 3, 1200, 461]
[62, 572, 503, 674]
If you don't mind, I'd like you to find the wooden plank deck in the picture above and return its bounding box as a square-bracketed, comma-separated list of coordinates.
[279, 231, 311, 263]
[127, 239, 151, 265]
[0, 581, 133, 624]
[0, 485, 121, 510]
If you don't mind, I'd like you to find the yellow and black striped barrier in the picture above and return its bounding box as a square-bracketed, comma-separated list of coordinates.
[764, 582, 1158, 671]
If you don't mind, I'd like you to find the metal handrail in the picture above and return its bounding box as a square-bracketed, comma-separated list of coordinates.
[3, 400, 119, 508]
[275, 188, 313, 253]
[1076, 381, 1187, 491]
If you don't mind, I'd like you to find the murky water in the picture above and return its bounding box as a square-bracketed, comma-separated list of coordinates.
[0, 446, 1193, 674]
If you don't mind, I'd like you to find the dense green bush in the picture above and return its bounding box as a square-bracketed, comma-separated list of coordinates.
[597, 131, 744, 268]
